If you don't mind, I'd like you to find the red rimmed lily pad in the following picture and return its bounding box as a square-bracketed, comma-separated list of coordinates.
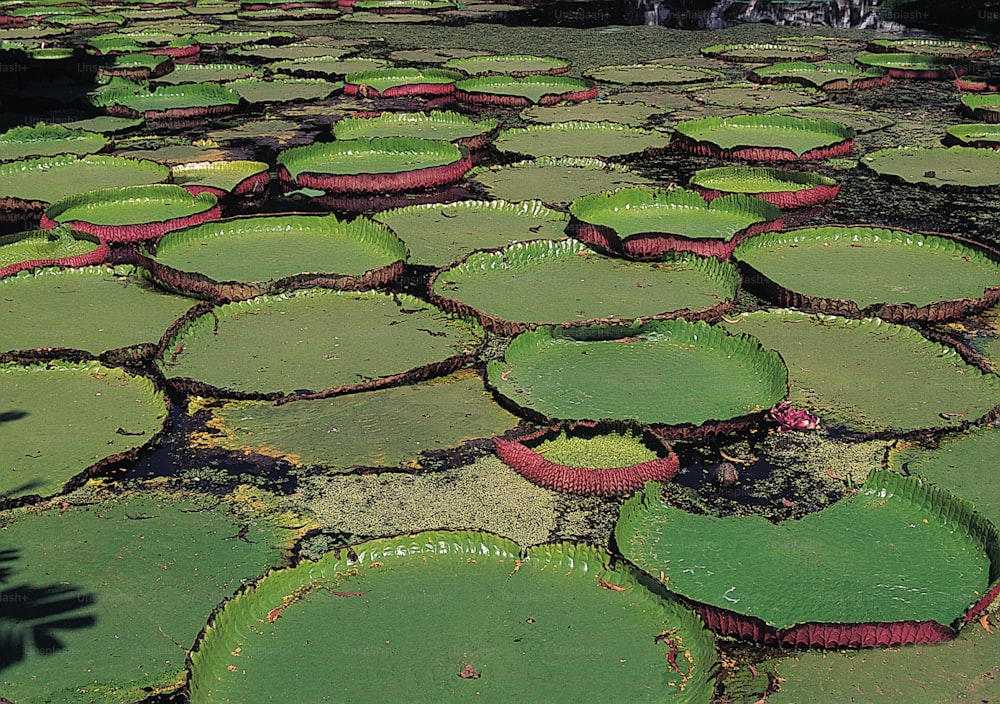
[616, 471, 998, 647]
[961, 94, 1000, 123]
[269, 56, 389, 79]
[688, 166, 840, 209]
[429, 238, 740, 334]
[95, 51, 175, 81]
[224, 76, 342, 104]
[700, 42, 828, 63]
[90, 81, 241, 119]
[0, 226, 107, 278]
[494, 423, 679, 496]
[443, 53, 570, 77]
[672, 114, 855, 161]
[865, 38, 996, 60]
[157, 288, 483, 401]
[862, 146, 1000, 190]
[855, 52, 968, 79]
[734, 226, 1000, 322]
[143, 213, 406, 301]
[0, 122, 109, 162]
[332, 110, 499, 150]
[454, 74, 597, 107]
[277, 137, 471, 193]
[40, 184, 221, 243]
[749, 61, 890, 91]
[170, 160, 271, 197]
[954, 75, 1000, 92]
[351, 0, 457, 12]
[945, 123, 1000, 149]
[494, 122, 669, 160]
[343, 67, 462, 97]
[486, 319, 788, 436]
[567, 186, 783, 260]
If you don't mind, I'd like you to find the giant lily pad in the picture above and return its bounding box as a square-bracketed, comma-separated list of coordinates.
[277, 137, 471, 193]
[568, 187, 783, 260]
[41, 184, 221, 243]
[431, 239, 739, 334]
[862, 146, 1000, 190]
[0, 227, 107, 277]
[158, 288, 483, 400]
[866, 38, 995, 59]
[734, 226, 1000, 321]
[145, 213, 406, 300]
[0, 360, 167, 503]
[224, 76, 341, 104]
[467, 157, 658, 209]
[0, 154, 169, 209]
[191, 369, 520, 470]
[0, 489, 292, 704]
[352, 0, 458, 12]
[372, 199, 567, 267]
[151, 62, 261, 85]
[454, 74, 597, 106]
[688, 166, 840, 208]
[343, 67, 462, 97]
[768, 105, 894, 133]
[749, 61, 890, 91]
[189, 531, 717, 703]
[520, 100, 662, 127]
[688, 83, 824, 110]
[0, 265, 196, 355]
[616, 471, 997, 646]
[270, 56, 389, 78]
[333, 110, 499, 149]
[0, 122, 109, 162]
[443, 53, 570, 76]
[494, 122, 669, 160]
[960, 94, 1000, 123]
[170, 160, 270, 198]
[855, 52, 968, 79]
[486, 319, 788, 432]
[90, 81, 241, 119]
[700, 42, 828, 63]
[671, 114, 855, 161]
[945, 123, 1000, 149]
[584, 63, 721, 85]
[719, 310, 1000, 435]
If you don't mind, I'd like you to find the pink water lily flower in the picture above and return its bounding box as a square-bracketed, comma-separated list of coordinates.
[767, 401, 820, 432]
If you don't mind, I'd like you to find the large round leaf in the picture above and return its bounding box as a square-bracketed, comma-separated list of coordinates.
[494, 121, 670, 160]
[0, 122, 109, 162]
[0, 154, 169, 207]
[862, 146, 1000, 190]
[0, 227, 106, 277]
[671, 114, 855, 161]
[189, 532, 717, 703]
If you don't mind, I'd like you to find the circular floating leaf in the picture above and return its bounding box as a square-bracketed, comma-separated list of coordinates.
[700, 42, 828, 63]
[353, 0, 457, 12]
[568, 186, 783, 260]
[189, 532, 717, 703]
[486, 319, 788, 430]
[372, 199, 567, 268]
[270, 55, 389, 78]
[689, 166, 839, 209]
[672, 114, 855, 161]
[192, 30, 296, 47]
[688, 83, 823, 109]
[719, 310, 1000, 434]
[520, 100, 661, 127]
[0, 264, 196, 354]
[749, 61, 890, 91]
[945, 123, 1000, 149]
[229, 41, 355, 61]
[960, 94, 1000, 123]
[468, 157, 658, 209]
[95, 51, 175, 81]
[0, 360, 167, 502]
[170, 159, 270, 196]
[866, 38, 996, 59]
[734, 226, 1000, 320]
[277, 137, 472, 193]
[151, 62, 260, 84]
[495, 121, 669, 160]
[333, 110, 498, 149]
[616, 471, 994, 646]
[340, 10, 441, 22]
[90, 81, 241, 119]
[159, 288, 483, 399]
[388, 47, 482, 63]
[768, 105, 893, 133]
[224, 76, 341, 104]
[193, 369, 520, 470]
[343, 67, 462, 97]
[454, 74, 597, 106]
[854, 52, 968, 79]
[58, 115, 145, 134]
[0, 226, 106, 277]
[431, 238, 739, 334]
[585, 63, 722, 85]
[862, 146, 1000, 190]
[146, 213, 406, 300]
[0, 490, 291, 703]
[0, 122, 109, 162]
[42, 184, 221, 242]
[443, 53, 570, 77]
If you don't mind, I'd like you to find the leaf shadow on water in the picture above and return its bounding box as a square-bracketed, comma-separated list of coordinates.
[0, 548, 97, 674]
[0, 411, 27, 425]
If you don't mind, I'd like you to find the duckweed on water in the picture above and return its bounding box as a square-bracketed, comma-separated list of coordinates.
[535, 429, 658, 468]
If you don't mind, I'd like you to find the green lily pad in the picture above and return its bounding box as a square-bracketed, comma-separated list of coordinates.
[189, 531, 717, 703]
[353, 0, 457, 12]
[487, 319, 787, 428]
[495, 121, 669, 160]
[700, 42, 828, 63]
[961, 94, 1000, 123]
[672, 114, 855, 161]
[866, 38, 996, 59]
[169, 160, 270, 196]
[147, 213, 406, 299]
[585, 63, 722, 85]
[467, 157, 658, 208]
[688, 83, 823, 109]
[454, 74, 596, 106]
[95, 51, 175, 80]
[520, 100, 661, 127]
[749, 61, 890, 91]
[862, 146, 1000, 190]
[344, 67, 462, 96]
[159, 289, 483, 399]
[152, 62, 261, 84]
[191, 30, 296, 47]
[269, 56, 389, 78]
[224, 76, 341, 104]
[332, 110, 498, 147]
[57, 115, 145, 134]
[228, 41, 356, 61]
[688, 166, 839, 208]
[340, 10, 441, 22]
[0, 154, 169, 208]
[0, 489, 292, 704]
[734, 226, 1000, 318]
[372, 199, 567, 267]
[90, 81, 241, 119]
[616, 471, 994, 642]
[0, 226, 105, 276]
[192, 369, 520, 470]
[443, 53, 570, 76]
[0, 360, 167, 503]
[0, 264, 196, 354]
[0, 122, 109, 162]
[945, 123, 1000, 148]
[430, 239, 739, 333]
[719, 310, 1000, 434]
[855, 52, 968, 79]
[768, 105, 894, 133]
